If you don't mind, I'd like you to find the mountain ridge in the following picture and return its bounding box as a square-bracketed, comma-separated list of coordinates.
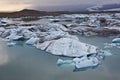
[0, 8, 120, 18]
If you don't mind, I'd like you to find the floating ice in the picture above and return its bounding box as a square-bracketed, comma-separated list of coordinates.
[73, 57, 99, 69]
[104, 43, 120, 49]
[0, 27, 5, 32]
[112, 38, 120, 43]
[57, 56, 100, 70]
[7, 42, 16, 47]
[25, 37, 39, 45]
[35, 38, 98, 57]
[12, 35, 23, 41]
[57, 59, 75, 67]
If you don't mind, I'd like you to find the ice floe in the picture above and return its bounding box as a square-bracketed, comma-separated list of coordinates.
[7, 42, 16, 47]
[112, 38, 120, 43]
[35, 38, 98, 57]
[73, 57, 99, 69]
[57, 56, 99, 70]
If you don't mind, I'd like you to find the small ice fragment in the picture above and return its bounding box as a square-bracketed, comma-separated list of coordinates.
[13, 36, 23, 41]
[57, 59, 75, 66]
[102, 50, 112, 56]
[25, 37, 39, 45]
[112, 38, 120, 43]
[73, 57, 99, 69]
[7, 42, 16, 47]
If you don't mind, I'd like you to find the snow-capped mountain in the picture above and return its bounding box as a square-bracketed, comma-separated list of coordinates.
[87, 3, 120, 11]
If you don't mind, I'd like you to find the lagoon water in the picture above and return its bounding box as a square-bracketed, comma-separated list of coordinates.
[0, 36, 120, 80]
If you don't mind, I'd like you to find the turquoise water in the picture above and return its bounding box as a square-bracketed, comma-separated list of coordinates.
[0, 36, 120, 80]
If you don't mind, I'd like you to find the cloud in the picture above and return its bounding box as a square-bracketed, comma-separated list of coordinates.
[29, 0, 120, 6]
[0, 0, 119, 11]
[0, 0, 32, 11]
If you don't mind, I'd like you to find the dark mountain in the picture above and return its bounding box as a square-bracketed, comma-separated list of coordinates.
[0, 9, 58, 17]
[0, 8, 120, 18]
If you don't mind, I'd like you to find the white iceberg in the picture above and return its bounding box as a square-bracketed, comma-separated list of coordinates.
[35, 38, 98, 57]
[112, 38, 120, 43]
[21, 29, 35, 39]
[12, 35, 23, 41]
[42, 31, 79, 41]
[6, 32, 17, 40]
[57, 56, 99, 69]
[1, 30, 10, 38]
[0, 27, 5, 32]
[41, 23, 68, 32]
[73, 57, 99, 69]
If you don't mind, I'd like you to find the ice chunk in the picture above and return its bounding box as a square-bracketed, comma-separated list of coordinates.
[73, 57, 99, 69]
[0, 27, 5, 32]
[7, 42, 16, 47]
[57, 59, 75, 66]
[57, 56, 100, 69]
[35, 41, 52, 50]
[37, 38, 98, 57]
[12, 35, 23, 41]
[112, 38, 120, 43]
[6, 33, 17, 40]
[25, 37, 39, 45]
[99, 50, 112, 56]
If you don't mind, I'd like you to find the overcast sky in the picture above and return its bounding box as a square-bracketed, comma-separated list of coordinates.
[0, 0, 119, 11]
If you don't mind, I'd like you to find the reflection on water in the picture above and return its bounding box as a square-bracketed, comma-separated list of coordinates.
[0, 36, 120, 80]
[0, 41, 9, 65]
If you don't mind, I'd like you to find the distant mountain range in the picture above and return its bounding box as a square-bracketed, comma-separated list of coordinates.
[87, 3, 120, 11]
[0, 5, 120, 18]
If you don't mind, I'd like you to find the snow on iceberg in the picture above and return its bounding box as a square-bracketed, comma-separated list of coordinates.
[25, 37, 39, 45]
[42, 31, 79, 41]
[35, 38, 98, 57]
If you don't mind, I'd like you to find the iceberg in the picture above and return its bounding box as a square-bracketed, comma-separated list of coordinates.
[73, 57, 99, 69]
[37, 23, 68, 32]
[0, 27, 5, 32]
[57, 56, 100, 69]
[6, 33, 17, 40]
[35, 38, 98, 57]
[25, 37, 39, 45]
[112, 38, 120, 43]
[7, 42, 16, 47]
[21, 29, 35, 39]
[12, 35, 23, 41]
[42, 31, 79, 41]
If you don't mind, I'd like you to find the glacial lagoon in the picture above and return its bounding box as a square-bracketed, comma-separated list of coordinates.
[0, 36, 120, 80]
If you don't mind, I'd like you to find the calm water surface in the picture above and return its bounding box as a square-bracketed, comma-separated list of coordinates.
[0, 36, 120, 80]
